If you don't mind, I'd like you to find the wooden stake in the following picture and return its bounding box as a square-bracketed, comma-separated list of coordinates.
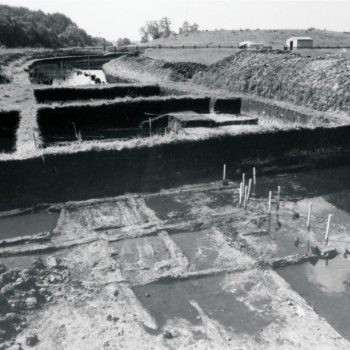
[253, 167, 256, 186]
[239, 182, 243, 207]
[268, 191, 272, 214]
[247, 179, 252, 200]
[223, 164, 226, 183]
[32, 133, 37, 149]
[307, 202, 312, 230]
[277, 186, 281, 210]
[325, 214, 333, 244]
[244, 186, 248, 209]
[73, 123, 78, 140]
[242, 173, 245, 189]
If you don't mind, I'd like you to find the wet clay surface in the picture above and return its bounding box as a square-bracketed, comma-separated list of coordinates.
[1, 168, 350, 349]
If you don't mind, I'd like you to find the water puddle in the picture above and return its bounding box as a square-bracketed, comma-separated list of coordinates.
[0, 249, 67, 270]
[133, 274, 274, 337]
[30, 59, 110, 86]
[0, 211, 59, 240]
[278, 256, 350, 341]
[145, 196, 190, 221]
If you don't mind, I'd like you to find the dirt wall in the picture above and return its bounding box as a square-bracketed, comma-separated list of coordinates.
[1, 125, 350, 211]
[34, 84, 161, 103]
[241, 99, 311, 123]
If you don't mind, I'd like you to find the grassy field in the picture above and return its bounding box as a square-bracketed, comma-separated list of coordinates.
[142, 29, 350, 48]
[144, 48, 238, 65]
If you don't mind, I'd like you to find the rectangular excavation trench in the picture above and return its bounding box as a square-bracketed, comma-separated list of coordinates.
[0, 110, 20, 153]
[37, 96, 313, 147]
[0, 124, 350, 211]
[37, 96, 211, 145]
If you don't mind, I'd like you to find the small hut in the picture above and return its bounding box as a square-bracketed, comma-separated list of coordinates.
[285, 37, 313, 50]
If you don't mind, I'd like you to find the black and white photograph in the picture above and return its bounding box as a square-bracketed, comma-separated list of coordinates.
[0, 0, 350, 348]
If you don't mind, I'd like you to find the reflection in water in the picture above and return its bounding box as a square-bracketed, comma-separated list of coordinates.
[30, 61, 107, 86]
[277, 189, 350, 341]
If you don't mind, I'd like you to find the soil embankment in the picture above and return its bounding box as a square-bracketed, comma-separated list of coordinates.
[103, 56, 206, 84]
[1, 125, 350, 211]
[193, 50, 350, 114]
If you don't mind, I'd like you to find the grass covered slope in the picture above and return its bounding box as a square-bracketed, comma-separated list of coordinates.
[145, 29, 350, 48]
[193, 50, 350, 113]
[144, 48, 238, 65]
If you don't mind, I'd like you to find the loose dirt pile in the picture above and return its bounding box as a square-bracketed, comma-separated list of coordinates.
[0, 256, 69, 349]
[193, 50, 350, 114]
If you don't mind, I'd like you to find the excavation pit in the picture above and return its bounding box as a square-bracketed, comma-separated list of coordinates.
[37, 96, 211, 146]
[0, 110, 20, 153]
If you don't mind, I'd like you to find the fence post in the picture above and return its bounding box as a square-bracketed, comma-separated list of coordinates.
[219, 45, 221, 49]
[194, 45, 196, 49]
[182, 45, 184, 49]
[206, 45, 208, 48]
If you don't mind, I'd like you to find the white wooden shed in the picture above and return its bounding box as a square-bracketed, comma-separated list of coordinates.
[286, 37, 313, 50]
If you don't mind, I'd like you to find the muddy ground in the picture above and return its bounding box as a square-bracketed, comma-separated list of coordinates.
[1, 169, 350, 349]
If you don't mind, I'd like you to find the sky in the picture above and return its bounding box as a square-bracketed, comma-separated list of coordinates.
[2, 0, 350, 41]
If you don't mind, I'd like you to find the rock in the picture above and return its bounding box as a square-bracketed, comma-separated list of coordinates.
[163, 331, 174, 339]
[1, 269, 20, 284]
[46, 257, 58, 268]
[107, 314, 112, 321]
[26, 333, 39, 347]
[5, 313, 20, 324]
[37, 231, 49, 237]
[14, 277, 37, 291]
[48, 275, 57, 283]
[25, 297, 37, 309]
[167, 211, 180, 219]
[145, 293, 150, 297]
[20, 269, 34, 278]
[31, 258, 44, 270]
[0, 294, 9, 314]
[114, 290, 119, 297]
[1, 284, 14, 296]
[0, 263, 6, 274]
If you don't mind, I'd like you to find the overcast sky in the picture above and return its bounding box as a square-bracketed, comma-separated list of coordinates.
[2, 0, 350, 41]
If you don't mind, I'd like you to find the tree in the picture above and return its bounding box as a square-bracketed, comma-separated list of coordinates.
[159, 17, 171, 38]
[179, 21, 199, 34]
[139, 17, 173, 41]
[117, 37, 131, 46]
[139, 26, 149, 43]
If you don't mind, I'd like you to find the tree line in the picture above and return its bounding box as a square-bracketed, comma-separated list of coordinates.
[0, 5, 110, 48]
[139, 18, 199, 43]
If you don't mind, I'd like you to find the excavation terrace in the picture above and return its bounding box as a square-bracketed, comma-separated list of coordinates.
[0, 50, 350, 349]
